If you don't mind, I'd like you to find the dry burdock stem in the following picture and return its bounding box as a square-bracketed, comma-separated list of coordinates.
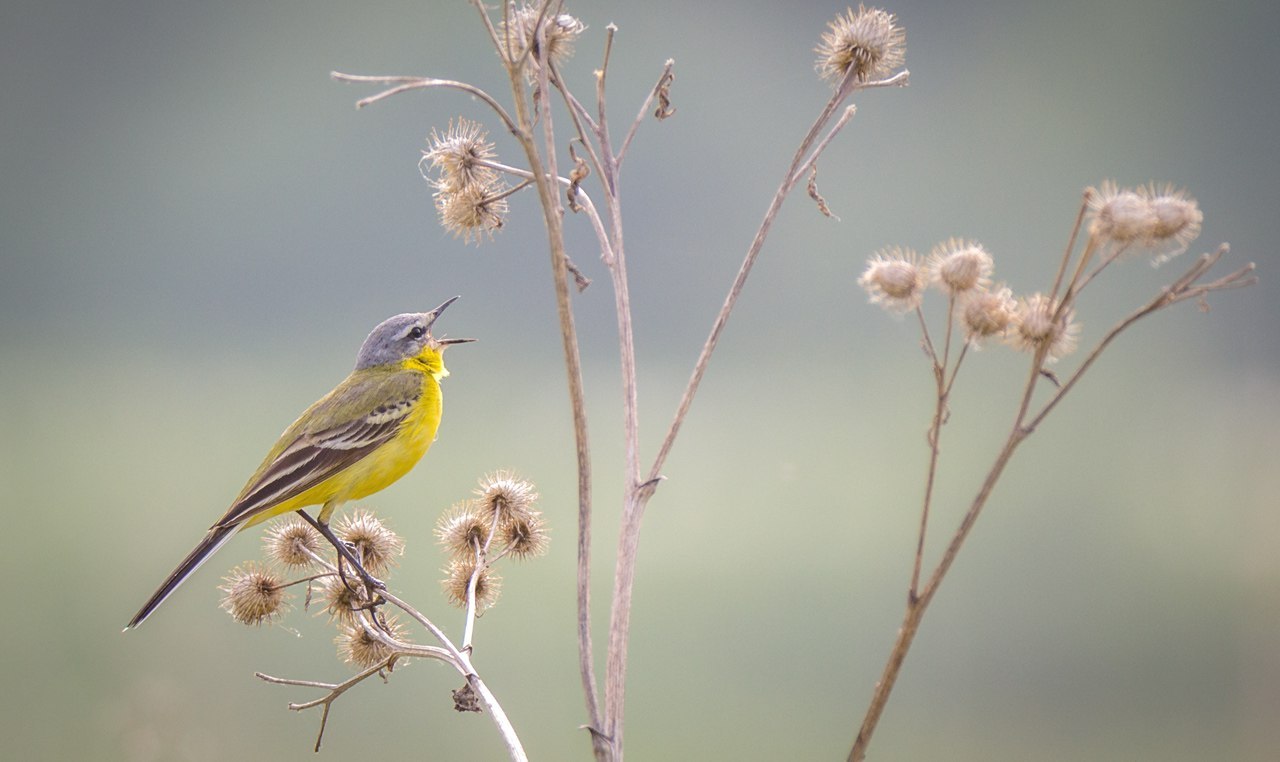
[848, 182, 1254, 760]
[334, 2, 908, 761]
[238, 476, 545, 760]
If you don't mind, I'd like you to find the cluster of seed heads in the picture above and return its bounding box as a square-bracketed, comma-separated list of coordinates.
[436, 471, 549, 613]
[219, 511, 407, 668]
[859, 180, 1202, 363]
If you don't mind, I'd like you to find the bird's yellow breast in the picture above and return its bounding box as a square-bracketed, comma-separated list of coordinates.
[340, 372, 442, 502]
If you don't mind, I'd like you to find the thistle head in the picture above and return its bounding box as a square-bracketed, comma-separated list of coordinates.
[335, 617, 405, 670]
[436, 501, 491, 559]
[1141, 183, 1203, 263]
[442, 558, 502, 612]
[474, 470, 539, 531]
[1007, 293, 1080, 363]
[335, 510, 404, 577]
[502, 4, 586, 74]
[859, 246, 927, 312]
[928, 238, 993, 296]
[219, 563, 289, 626]
[959, 285, 1016, 347]
[264, 517, 324, 570]
[816, 5, 906, 85]
[422, 119, 500, 192]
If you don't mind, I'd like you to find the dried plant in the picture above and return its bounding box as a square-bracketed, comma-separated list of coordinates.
[243, 473, 547, 759]
[847, 184, 1254, 760]
[196, 3, 1255, 760]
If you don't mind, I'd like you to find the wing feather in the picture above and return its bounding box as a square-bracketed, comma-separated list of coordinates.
[214, 370, 421, 529]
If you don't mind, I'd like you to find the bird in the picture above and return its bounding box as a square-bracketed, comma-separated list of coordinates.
[125, 297, 474, 629]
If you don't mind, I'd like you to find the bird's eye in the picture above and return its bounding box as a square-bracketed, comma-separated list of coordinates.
[408, 326, 426, 340]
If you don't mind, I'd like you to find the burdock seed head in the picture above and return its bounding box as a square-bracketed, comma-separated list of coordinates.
[815, 5, 906, 85]
[335, 509, 404, 577]
[1007, 293, 1080, 363]
[219, 563, 289, 626]
[859, 246, 927, 313]
[264, 517, 324, 570]
[928, 238, 994, 296]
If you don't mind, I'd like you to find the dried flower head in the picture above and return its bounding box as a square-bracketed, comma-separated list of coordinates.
[422, 119, 501, 192]
[1088, 180, 1156, 247]
[859, 246, 927, 312]
[219, 563, 289, 626]
[315, 574, 366, 624]
[435, 180, 510, 245]
[436, 501, 492, 559]
[264, 517, 324, 570]
[1140, 183, 1202, 263]
[474, 470, 539, 529]
[959, 285, 1016, 346]
[442, 558, 502, 612]
[501, 511, 550, 560]
[927, 238, 993, 295]
[335, 510, 404, 577]
[816, 5, 906, 85]
[503, 4, 586, 73]
[336, 616, 405, 670]
[1008, 293, 1080, 363]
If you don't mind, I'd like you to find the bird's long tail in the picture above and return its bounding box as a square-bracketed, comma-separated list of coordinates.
[125, 525, 237, 629]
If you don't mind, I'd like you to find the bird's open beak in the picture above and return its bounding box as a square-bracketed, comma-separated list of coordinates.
[426, 296, 476, 346]
[425, 295, 461, 330]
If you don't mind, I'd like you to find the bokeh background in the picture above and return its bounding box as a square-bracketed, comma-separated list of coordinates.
[2, 0, 1277, 759]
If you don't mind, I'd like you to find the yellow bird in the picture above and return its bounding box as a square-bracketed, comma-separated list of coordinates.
[126, 297, 473, 628]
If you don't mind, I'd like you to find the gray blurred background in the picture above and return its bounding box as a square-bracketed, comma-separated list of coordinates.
[2, 0, 1277, 759]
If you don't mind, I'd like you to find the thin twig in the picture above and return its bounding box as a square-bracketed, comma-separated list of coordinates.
[469, 0, 505, 60]
[463, 511, 504, 650]
[331, 72, 521, 137]
[789, 104, 857, 188]
[1046, 191, 1090, 303]
[617, 59, 676, 167]
[257, 658, 399, 752]
[1030, 249, 1255, 430]
[646, 65, 896, 487]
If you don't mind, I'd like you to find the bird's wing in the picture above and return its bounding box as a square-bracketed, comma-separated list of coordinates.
[213, 369, 422, 529]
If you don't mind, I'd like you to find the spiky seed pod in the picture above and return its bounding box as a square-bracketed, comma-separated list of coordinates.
[442, 559, 502, 612]
[1088, 180, 1155, 246]
[1140, 183, 1202, 263]
[501, 511, 550, 561]
[1008, 293, 1080, 363]
[436, 501, 492, 559]
[928, 238, 994, 296]
[502, 4, 586, 74]
[315, 574, 365, 625]
[435, 180, 510, 245]
[474, 470, 539, 530]
[334, 510, 404, 577]
[336, 616, 405, 670]
[960, 286, 1016, 346]
[263, 517, 324, 570]
[219, 563, 289, 626]
[422, 118, 501, 193]
[859, 246, 927, 313]
[815, 5, 906, 85]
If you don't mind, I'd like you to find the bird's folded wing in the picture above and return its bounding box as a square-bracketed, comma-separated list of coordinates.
[215, 379, 421, 529]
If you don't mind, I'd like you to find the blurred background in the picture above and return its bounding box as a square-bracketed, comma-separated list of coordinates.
[2, 0, 1277, 759]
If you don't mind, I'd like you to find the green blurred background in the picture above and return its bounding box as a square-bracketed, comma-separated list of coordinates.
[2, 0, 1277, 759]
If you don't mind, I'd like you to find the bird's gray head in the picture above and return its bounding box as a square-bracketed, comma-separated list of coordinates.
[354, 296, 474, 370]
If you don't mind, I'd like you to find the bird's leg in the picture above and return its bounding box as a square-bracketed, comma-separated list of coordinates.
[295, 509, 386, 593]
